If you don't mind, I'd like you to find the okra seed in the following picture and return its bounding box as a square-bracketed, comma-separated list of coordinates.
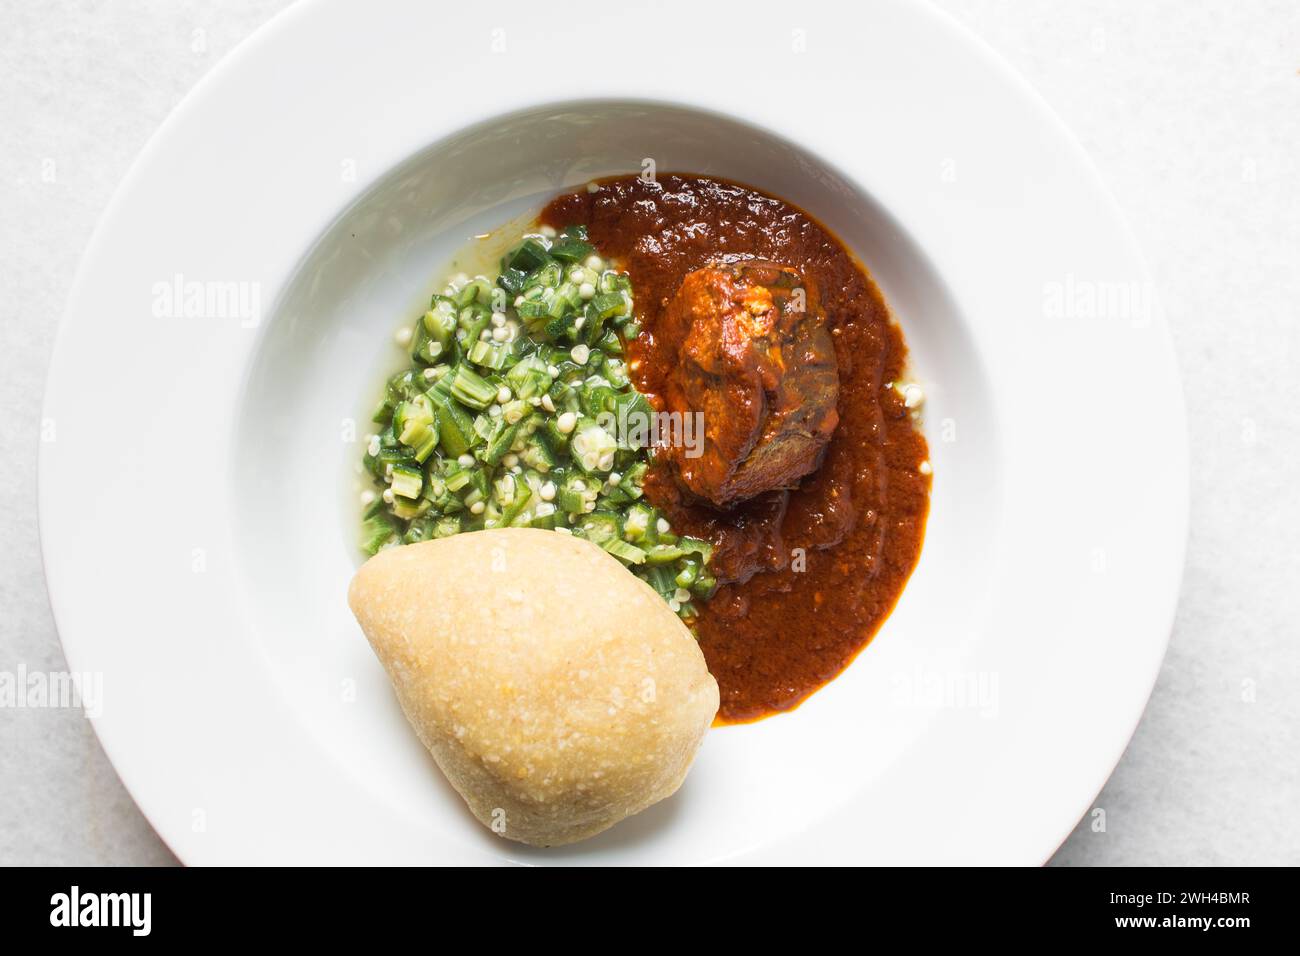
[540, 481, 556, 501]
[579, 282, 596, 300]
[557, 411, 577, 434]
[496, 385, 512, 403]
[470, 501, 485, 515]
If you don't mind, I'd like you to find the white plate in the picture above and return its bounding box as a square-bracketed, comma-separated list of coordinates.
[39, 0, 1187, 865]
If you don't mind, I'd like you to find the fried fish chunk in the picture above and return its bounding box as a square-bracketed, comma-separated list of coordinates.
[660, 261, 840, 507]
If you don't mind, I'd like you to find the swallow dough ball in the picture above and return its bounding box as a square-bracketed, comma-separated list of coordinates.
[348, 528, 719, 847]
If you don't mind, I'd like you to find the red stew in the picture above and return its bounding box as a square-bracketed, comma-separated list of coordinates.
[542, 175, 930, 723]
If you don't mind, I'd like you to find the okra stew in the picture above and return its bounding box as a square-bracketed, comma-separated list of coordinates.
[361, 223, 716, 617]
[361, 175, 931, 723]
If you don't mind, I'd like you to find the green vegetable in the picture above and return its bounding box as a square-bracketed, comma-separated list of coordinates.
[361, 511, 400, 556]
[390, 463, 423, 500]
[569, 419, 618, 474]
[502, 237, 550, 273]
[446, 365, 497, 410]
[394, 395, 438, 463]
[603, 538, 647, 565]
[358, 226, 713, 618]
[429, 393, 476, 457]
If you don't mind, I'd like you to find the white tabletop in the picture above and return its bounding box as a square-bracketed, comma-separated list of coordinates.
[2, 0, 1296, 866]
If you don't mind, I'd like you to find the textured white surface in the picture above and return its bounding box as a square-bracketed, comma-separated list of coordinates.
[1, 0, 1296, 865]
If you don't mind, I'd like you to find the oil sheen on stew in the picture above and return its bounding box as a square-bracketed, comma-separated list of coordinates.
[542, 175, 931, 723]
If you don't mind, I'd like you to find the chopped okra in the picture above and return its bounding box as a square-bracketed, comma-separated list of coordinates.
[360, 225, 716, 618]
